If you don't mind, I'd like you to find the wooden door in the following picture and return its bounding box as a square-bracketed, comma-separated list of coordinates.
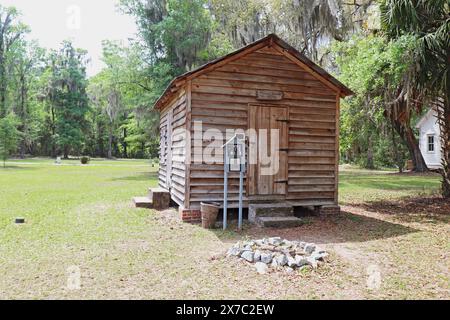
[248, 105, 288, 196]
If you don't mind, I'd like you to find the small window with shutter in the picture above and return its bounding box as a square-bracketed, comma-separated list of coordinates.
[427, 135, 435, 153]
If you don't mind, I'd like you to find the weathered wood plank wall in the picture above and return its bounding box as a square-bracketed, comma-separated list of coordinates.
[159, 89, 187, 206]
[184, 46, 338, 209]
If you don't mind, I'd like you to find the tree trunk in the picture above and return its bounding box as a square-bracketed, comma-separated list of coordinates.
[389, 111, 428, 172]
[98, 122, 104, 158]
[441, 108, 450, 198]
[63, 146, 69, 159]
[386, 96, 428, 172]
[404, 126, 428, 172]
[390, 119, 403, 173]
[0, 62, 6, 118]
[0, 82, 6, 117]
[122, 127, 128, 159]
[366, 135, 374, 169]
[51, 106, 57, 158]
[19, 75, 27, 159]
[438, 79, 450, 198]
[19, 145, 25, 159]
[108, 125, 113, 159]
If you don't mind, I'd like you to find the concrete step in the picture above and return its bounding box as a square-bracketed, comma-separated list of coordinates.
[256, 216, 304, 228]
[148, 187, 170, 210]
[133, 197, 153, 209]
[248, 203, 294, 222]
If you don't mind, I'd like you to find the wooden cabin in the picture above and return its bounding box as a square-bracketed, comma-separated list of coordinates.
[154, 34, 353, 222]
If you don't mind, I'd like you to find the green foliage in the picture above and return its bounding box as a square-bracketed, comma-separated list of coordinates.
[0, 114, 20, 166]
[120, 0, 213, 73]
[80, 156, 90, 164]
[332, 35, 415, 169]
[87, 41, 159, 159]
[209, 0, 354, 61]
[46, 41, 90, 158]
[333, 35, 417, 97]
[99, 0, 227, 160]
[121, 115, 156, 159]
[10, 39, 46, 156]
[3, 0, 440, 172]
[0, 5, 30, 117]
[157, 0, 212, 71]
[380, 0, 450, 196]
[198, 32, 234, 62]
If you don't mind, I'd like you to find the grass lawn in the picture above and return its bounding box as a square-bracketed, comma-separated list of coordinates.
[0, 159, 448, 299]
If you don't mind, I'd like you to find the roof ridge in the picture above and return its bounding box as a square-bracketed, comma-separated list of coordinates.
[154, 34, 353, 110]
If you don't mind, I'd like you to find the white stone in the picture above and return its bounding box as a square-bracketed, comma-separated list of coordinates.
[287, 255, 297, 268]
[304, 243, 316, 254]
[315, 247, 326, 253]
[227, 247, 241, 257]
[295, 255, 309, 267]
[271, 259, 278, 268]
[241, 251, 254, 262]
[255, 239, 264, 246]
[227, 238, 327, 273]
[255, 262, 269, 275]
[276, 254, 288, 266]
[254, 250, 262, 262]
[268, 237, 282, 246]
[311, 251, 328, 261]
[260, 253, 273, 264]
[306, 256, 318, 269]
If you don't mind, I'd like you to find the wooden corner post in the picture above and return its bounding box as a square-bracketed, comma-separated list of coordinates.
[184, 80, 192, 209]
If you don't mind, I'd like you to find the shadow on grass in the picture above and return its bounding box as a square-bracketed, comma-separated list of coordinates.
[340, 175, 439, 191]
[352, 197, 450, 224]
[111, 172, 158, 182]
[0, 165, 39, 171]
[212, 210, 418, 245]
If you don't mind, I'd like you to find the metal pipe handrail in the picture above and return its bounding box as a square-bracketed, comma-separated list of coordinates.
[222, 134, 246, 230]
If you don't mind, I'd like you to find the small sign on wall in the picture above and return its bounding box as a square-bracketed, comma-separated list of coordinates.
[225, 135, 246, 173]
[257, 90, 283, 101]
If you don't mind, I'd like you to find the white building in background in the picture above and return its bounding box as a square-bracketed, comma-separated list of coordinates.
[416, 108, 443, 169]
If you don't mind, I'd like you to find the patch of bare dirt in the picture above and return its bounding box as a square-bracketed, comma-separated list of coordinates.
[352, 197, 450, 224]
[41, 201, 448, 300]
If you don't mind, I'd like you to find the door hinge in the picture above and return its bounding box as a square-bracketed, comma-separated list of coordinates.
[276, 119, 289, 123]
[278, 148, 289, 152]
[274, 180, 288, 184]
